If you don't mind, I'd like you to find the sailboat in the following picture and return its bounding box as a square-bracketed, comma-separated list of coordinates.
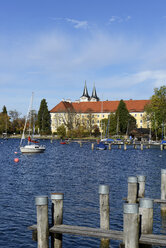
[20, 93, 46, 153]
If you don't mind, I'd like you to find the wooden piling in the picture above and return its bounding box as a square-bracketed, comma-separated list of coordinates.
[161, 144, 163, 151]
[108, 143, 111, 150]
[133, 144, 137, 149]
[137, 175, 146, 198]
[140, 143, 143, 150]
[35, 196, 49, 248]
[127, 177, 138, 203]
[80, 142, 82, 147]
[161, 169, 166, 211]
[91, 143, 94, 150]
[124, 143, 127, 151]
[139, 198, 153, 234]
[51, 193, 64, 248]
[118, 144, 121, 149]
[123, 203, 139, 248]
[99, 185, 110, 248]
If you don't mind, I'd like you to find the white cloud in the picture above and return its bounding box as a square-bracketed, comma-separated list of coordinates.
[109, 16, 131, 24]
[65, 18, 88, 29]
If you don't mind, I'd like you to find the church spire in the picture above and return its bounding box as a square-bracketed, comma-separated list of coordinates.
[82, 80, 90, 98]
[80, 81, 90, 102]
[90, 83, 99, 101]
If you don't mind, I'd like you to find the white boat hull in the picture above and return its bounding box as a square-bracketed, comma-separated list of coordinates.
[20, 144, 45, 153]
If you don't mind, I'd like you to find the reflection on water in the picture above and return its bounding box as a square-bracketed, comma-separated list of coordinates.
[0, 139, 166, 247]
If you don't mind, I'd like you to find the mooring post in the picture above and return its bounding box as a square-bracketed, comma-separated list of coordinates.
[108, 143, 111, 150]
[124, 143, 127, 150]
[140, 143, 143, 151]
[139, 198, 153, 248]
[127, 177, 138, 203]
[139, 198, 153, 234]
[134, 144, 137, 149]
[91, 143, 94, 150]
[35, 196, 49, 248]
[161, 144, 163, 151]
[161, 169, 166, 211]
[80, 141, 82, 147]
[137, 175, 146, 198]
[123, 203, 139, 248]
[118, 144, 121, 149]
[99, 185, 110, 247]
[51, 193, 64, 248]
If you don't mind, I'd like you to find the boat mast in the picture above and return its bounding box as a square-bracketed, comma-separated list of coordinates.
[20, 93, 34, 147]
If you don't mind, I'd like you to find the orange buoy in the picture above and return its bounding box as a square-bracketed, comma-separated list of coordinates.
[14, 158, 19, 163]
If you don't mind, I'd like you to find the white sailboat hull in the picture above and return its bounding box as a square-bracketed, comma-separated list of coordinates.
[20, 144, 45, 153]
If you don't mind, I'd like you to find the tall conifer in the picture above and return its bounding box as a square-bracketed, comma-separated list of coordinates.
[38, 99, 51, 134]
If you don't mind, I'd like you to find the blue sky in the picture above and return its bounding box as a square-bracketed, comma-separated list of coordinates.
[1, 0, 166, 115]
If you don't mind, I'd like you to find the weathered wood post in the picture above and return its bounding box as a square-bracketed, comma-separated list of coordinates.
[108, 143, 111, 150]
[133, 144, 137, 149]
[127, 177, 138, 203]
[91, 143, 94, 150]
[124, 143, 127, 151]
[161, 169, 166, 211]
[123, 203, 139, 248]
[35, 196, 49, 248]
[140, 143, 143, 151]
[80, 141, 82, 147]
[139, 198, 153, 234]
[51, 193, 64, 248]
[118, 144, 121, 149]
[99, 185, 110, 248]
[137, 175, 146, 198]
[161, 144, 163, 151]
[139, 198, 153, 248]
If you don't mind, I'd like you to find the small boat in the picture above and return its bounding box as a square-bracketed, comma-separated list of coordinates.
[96, 142, 107, 150]
[20, 93, 46, 154]
[60, 141, 66, 145]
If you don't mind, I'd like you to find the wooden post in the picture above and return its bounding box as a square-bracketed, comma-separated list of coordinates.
[133, 144, 137, 149]
[161, 169, 166, 211]
[161, 144, 163, 151]
[99, 185, 110, 247]
[137, 175, 146, 198]
[127, 177, 138, 203]
[118, 144, 121, 149]
[51, 193, 64, 248]
[35, 196, 49, 248]
[108, 143, 111, 150]
[80, 142, 82, 147]
[124, 143, 127, 150]
[123, 203, 139, 248]
[91, 143, 94, 150]
[140, 143, 143, 150]
[139, 198, 153, 234]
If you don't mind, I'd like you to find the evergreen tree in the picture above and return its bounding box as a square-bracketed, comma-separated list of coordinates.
[2, 105, 7, 114]
[38, 99, 51, 135]
[115, 100, 136, 134]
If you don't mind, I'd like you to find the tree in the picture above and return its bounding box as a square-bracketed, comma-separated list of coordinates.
[38, 99, 51, 135]
[2, 105, 7, 114]
[145, 86, 166, 138]
[57, 124, 66, 139]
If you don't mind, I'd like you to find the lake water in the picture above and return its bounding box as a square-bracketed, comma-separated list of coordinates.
[0, 139, 166, 248]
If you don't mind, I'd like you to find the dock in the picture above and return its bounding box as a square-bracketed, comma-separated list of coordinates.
[28, 170, 166, 248]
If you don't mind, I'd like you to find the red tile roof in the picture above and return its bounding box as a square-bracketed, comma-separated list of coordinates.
[50, 100, 150, 113]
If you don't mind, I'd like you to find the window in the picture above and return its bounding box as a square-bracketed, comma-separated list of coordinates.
[103, 115, 105, 118]
[140, 114, 142, 117]
[135, 114, 137, 117]
[140, 120, 142, 123]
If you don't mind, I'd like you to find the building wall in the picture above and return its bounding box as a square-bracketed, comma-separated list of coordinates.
[51, 111, 148, 133]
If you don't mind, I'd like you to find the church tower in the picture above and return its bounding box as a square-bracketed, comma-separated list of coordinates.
[80, 81, 90, 102]
[90, 84, 100, 102]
